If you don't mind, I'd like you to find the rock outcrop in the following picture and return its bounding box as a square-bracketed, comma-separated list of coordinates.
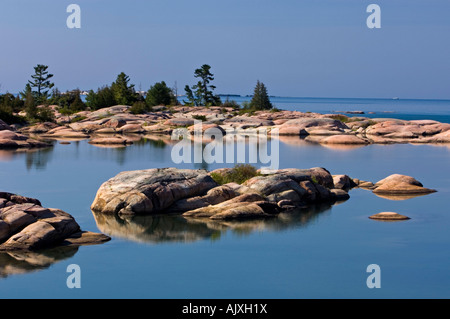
[0, 192, 110, 251]
[369, 212, 411, 220]
[90, 168, 219, 215]
[91, 167, 437, 222]
[7, 104, 450, 146]
[372, 174, 437, 195]
[0, 130, 50, 149]
[91, 167, 349, 220]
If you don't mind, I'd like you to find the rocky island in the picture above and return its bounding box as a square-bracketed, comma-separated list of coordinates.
[90, 166, 436, 221]
[0, 192, 110, 251]
[1, 104, 450, 150]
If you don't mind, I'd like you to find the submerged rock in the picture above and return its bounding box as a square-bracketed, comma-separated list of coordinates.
[369, 212, 411, 220]
[0, 192, 110, 251]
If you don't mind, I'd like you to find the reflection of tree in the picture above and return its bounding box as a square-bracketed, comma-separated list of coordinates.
[25, 147, 54, 170]
[91, 203, 335, 244]
[0, 245, 78, 278]
[143, 138, 167, 149]
[112, 145, 126, 166]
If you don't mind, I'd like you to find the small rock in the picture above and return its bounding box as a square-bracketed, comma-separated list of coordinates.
[369, 212, 411, 220]
[373, 174, 436, 195]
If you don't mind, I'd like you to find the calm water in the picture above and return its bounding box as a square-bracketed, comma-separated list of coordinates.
[0, 133, 449, 299]
[221, 96, 450, 123]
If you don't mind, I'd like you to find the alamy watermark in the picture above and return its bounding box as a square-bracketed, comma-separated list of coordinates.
[366, 264, 381, 288]
[366, 4, 381, 29]
[66, 264, 81, 288]
[66, 4, 81, 29]
[170, 121, 280, 173]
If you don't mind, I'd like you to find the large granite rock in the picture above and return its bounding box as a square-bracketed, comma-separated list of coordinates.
[0, 192, 110, 251]
[91, 167, 349, 220]
[91, 168, 219, 215]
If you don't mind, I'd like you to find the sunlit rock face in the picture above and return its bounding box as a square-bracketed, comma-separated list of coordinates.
[0, 192, 110, 251]
[91, 166, 349, 220]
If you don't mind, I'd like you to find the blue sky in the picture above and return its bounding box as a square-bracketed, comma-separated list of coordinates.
[0, 0, 449, 99]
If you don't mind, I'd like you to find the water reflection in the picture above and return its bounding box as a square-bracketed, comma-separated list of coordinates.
[373, 193, 432, 201]
[25, 147, 54, 170]
[0, 245, 78, 278]
[92, 203, 334, 244]
[0, 146, 55, 170]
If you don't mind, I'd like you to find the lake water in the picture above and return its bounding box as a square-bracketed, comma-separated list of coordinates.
[1, 98, 450, 299]
[223, 96, 450, 123]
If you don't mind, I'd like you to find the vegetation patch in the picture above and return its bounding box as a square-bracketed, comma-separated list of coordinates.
[210, 164, 260, 185]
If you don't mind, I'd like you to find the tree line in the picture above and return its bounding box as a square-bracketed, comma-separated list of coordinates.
[0, 63, 273, 124]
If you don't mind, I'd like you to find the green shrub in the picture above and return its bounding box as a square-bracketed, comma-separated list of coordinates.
[221, 99, 240, 109]
[238, 108, 256, 116]
[192, 115, 207, 121]
[70, 115, 87, 123]
[210, 164, 260, 185]
[146, 81, 175, 107]
[129, 101, 149, 114]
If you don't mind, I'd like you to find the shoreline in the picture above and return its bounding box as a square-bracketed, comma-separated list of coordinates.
[1, 104, 450, 150]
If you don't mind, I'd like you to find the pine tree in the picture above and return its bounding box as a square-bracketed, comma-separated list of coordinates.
[146, 81, 174, 106]
[28, 64, 54, 104]
[184, 64, 221, 106]
[24, 86, 37, 120]
[250, 80, 272, 110]
[111, 72, 137, 106]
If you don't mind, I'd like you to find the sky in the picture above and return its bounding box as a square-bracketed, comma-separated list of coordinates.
[0, 0, 449, 99]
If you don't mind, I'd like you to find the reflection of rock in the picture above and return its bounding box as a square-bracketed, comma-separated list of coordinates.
[0, 245, 78, 278]
[372, 193, 430, 201]
[320, 143, 368, 151]
[0, 192, 110, 251]
[88, 136, 134, 147]
[92, 203, 334, 244]
[92, 211, 220, 243]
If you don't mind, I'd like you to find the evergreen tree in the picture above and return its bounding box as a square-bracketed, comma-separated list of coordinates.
[85, 86, 116, 110]
[28, 64, 54, 104]
[55, 89, 86, 114]
[146, 81, 174, 106]
[183, 85, 199, 106]
[250, 80, 272, 110]
[184, 64, 221, 106]
[111, 72, 137, 106]
[24, 87, 37, 120]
